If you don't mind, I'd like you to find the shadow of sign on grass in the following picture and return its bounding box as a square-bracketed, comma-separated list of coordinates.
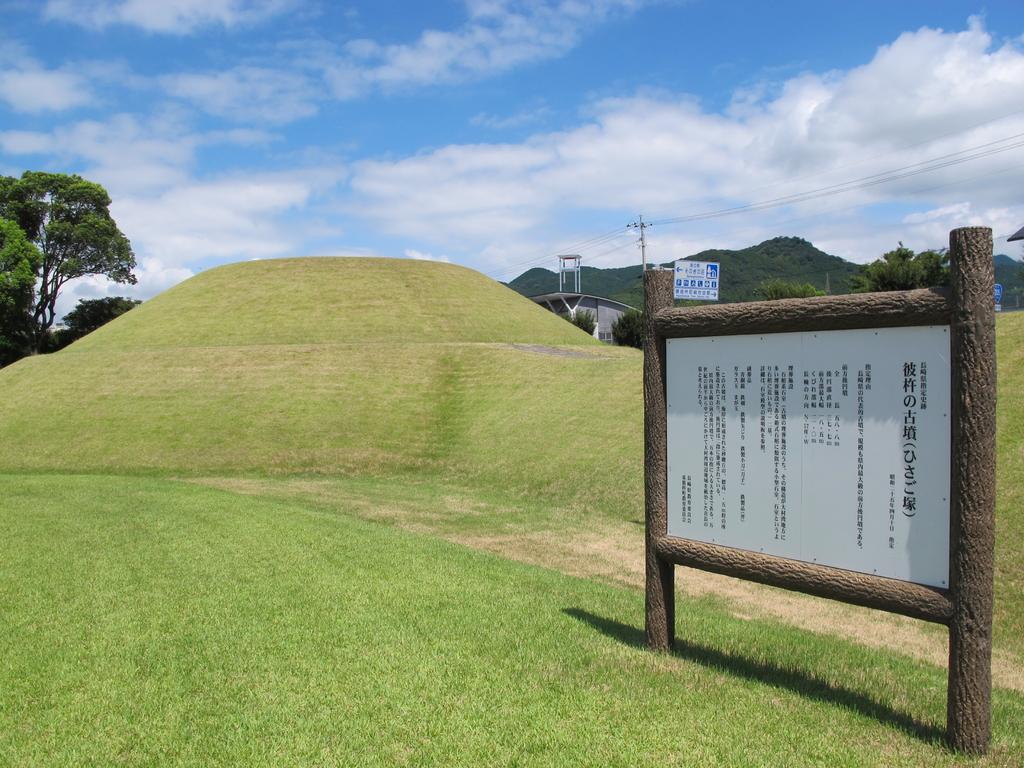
[563, 608, 945, 745]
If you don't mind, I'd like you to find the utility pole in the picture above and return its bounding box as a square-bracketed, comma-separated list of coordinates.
[628, 215, 652, 271]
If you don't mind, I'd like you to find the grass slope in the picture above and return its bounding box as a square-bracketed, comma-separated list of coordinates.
[2, 474, 1022, 766]
[73, 257, 600, 351]
[0, 342, 641, 514]
[1, 258, 639, 513]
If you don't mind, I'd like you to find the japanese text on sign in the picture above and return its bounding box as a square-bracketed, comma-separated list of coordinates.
[675, 260, 720, 301]
[666, 326, 951, 587]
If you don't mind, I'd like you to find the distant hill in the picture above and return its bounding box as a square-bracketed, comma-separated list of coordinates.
[996, 253, 1024, 310]
[509, 237, 862, 307]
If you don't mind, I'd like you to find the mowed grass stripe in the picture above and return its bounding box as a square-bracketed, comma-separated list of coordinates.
[64, 257, 601, 352]
[1, 475, 1022, 767]
[0, 342, 643, 516]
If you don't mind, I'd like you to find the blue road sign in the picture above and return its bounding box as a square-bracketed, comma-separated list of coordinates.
[674, 260, 720, 301]
[994, 283, 1003, 303]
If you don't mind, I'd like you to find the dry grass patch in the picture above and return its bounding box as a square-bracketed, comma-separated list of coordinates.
[192, 474, 1024, 693]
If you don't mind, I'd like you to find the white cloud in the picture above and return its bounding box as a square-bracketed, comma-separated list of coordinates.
[8, 14, 1024, 307]
[43, 0, 296, 34]
[2, 114, 196, 193]
[323, 0, 650, 98]
[902, 203, 974, 226]
[0, 40, 149, 115]
[50, 167, 345, 318]
[0, 43, 95, 113]
[346, 18, 1024, 274]
[404, 249, 451, 263]
[0, 113, 278, 195]
[113, 170, 342, 267]
[0, 66, 92, 113]
[0, 130, 55, 154]
[56, 257, 195, 321]
[1, 109, 345, 308]
[161, 66, 318, 124]
[470, 104, 552, 130]
[49, 166, 346, 317]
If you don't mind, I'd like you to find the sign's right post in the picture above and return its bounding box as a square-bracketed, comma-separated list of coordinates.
[947, 226, 996, 754]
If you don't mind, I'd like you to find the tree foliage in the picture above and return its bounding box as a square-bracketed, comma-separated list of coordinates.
[567, 309, 596, 335]
[755, 279, 825, 300]
[850, 243, 949, 293]
[612, 308, 644, 348]
[0, 218, 41, 366]
[51, 296, 141, 351]
[0, 171, 136, 352]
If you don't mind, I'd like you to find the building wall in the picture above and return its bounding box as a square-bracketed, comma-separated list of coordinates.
[530, 293, 632, 342]
[577, 296, 628, 341]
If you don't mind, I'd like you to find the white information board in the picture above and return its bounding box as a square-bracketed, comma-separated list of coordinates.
[675, 261, 720, 300]
[666, 326, 951, 587]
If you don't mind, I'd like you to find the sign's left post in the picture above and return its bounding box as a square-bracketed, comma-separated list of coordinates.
[644, 268, 676, 651]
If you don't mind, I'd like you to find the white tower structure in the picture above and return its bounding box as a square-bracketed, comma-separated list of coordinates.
[557, 254, 581, 293]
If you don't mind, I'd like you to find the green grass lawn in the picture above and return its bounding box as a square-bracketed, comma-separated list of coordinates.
[2, 308, 1022, 659]
[1, 258, 1022, 764]
[2, 474, 1022, 767]
[0, 341, 643, 515]
[995, 312, 1024, 649]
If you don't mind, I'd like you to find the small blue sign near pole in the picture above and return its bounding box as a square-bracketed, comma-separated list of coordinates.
[994, 283, 1003, 313]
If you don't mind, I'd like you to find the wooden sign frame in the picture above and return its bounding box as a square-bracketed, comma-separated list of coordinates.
[643, 227, 996, 754]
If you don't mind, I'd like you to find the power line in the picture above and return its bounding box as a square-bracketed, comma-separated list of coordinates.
[488, 226, 629, 280]
[648, 160, 1024, 260]
[587, 239, 637, 261]
[613, 162, 1024, 289]
[650, 132, 1024, 228]
[652, 106, 1024, 216]
[490, 228, 632, 280]
[491, 127, 1024, 283]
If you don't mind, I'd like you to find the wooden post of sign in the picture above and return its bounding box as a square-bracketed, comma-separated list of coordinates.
[946, 226, 996, 754]
[644, 268, 675, 651]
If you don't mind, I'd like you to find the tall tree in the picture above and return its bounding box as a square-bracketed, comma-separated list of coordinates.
[0, 218, 41, 366]
[850, 243, 949, 293]
[0, 172, 135, 352]
[755, 278, 825, 300]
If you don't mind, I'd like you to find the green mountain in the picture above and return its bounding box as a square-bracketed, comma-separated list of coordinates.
[509, 236, 861, 307]
[508, 263, 646, 306]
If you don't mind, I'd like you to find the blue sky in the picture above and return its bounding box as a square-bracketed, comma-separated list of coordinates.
[1, 1, 1022, 314]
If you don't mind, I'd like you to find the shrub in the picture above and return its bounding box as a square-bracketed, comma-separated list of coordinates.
[612, 308, 644, 348]
[851, 243, 950, 292]
[568, 310, 596, 335]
